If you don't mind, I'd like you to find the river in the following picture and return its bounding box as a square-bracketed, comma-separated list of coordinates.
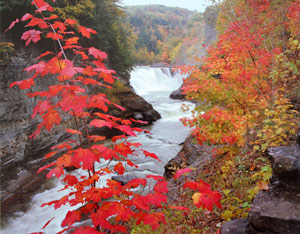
[1, 66, 193, 233]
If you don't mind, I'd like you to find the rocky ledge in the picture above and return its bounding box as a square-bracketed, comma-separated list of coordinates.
[169, 86, 186, 100]
[221, 143, 300, 234]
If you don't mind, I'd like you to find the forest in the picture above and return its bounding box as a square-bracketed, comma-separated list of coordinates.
[0, 0, 299, 233]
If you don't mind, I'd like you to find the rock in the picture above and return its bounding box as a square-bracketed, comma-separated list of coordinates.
[297, 125, 300, 146]
[115, 90, 161, 125]
[164, 135, 214, 179]
[112, 174, 138, 185]
[247, 187, 300, 234]
[169, 87, 186, 100]
[220, 218, 248, 234]
[1, 169, 50, 219]
[164, 136, 202, 179]
[267, 145, 300, 189]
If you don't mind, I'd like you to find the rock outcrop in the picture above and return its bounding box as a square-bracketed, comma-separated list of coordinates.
[0, 50, 160, 220]
[221, 142, 300, 234]
[164, 136, 204, 179]
[169, 86, 186, 100]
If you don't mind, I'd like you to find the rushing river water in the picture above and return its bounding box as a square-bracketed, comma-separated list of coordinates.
[1, 66, 193, 233]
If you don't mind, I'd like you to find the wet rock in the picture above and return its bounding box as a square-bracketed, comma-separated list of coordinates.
[170, 87, 186, 100]
[115, 90, 161, 125]
[247, 187, 300, 234]
[220, 218, 248, 234]
[164, 136, 202, 179]
[267, 145, 300, 189]
[112, 174, 138, 185]
[164, 136, 214, 179]
[1, 169, 49, 219]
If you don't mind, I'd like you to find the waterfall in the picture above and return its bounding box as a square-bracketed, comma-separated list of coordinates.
[130, 66, 184, 96]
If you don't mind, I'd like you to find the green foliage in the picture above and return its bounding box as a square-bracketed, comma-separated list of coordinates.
[1, 0, 134, 78]
[125, 5, 218, 65]
[0, 42, 14, 64]
[54, 0, 134, 77]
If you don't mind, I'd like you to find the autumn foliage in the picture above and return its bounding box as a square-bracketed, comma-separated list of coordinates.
[6, 0, 221, 233]
[181, 0, 299, 156]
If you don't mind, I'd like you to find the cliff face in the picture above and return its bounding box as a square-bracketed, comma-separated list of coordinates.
[0, 48, 160, 219]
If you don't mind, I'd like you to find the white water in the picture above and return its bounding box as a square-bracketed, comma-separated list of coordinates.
[1, 66, 193, 234]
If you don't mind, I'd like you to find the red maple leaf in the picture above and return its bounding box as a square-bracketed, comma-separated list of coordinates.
[124, 178, 146, 189]
[44, 151, 58, 159]
[146, 175, 165, 181]
[25, 61, 46, 74]
[26, 17, 48, 29]
[88, 94, 110, 112]
[63, 175, 78, 186]
[4, 18, 19, 33]
[32, 0, 54, 12]
[42, 109, 61, 131]
[91, 145, 115, 160]
[58, 90, 88, 113]
[10, 78, 35, 90]
[174, 167, 193, 179]
[37, 51, 53, 59]
[88, 47, 108, 60]
[61, 210, 81, 227]
[84, 66, 97, 76]
[46, 166, 64, 179]
[21, 30, 42, 46]
[72, 148, 98, 170]
[126, 160, 138, 168]
[116, 125, 136, 136]
[142, 150, 160, 161]
[52, 21, 66, 32]
[91, 204, 127, 233]
[114, 162, 125, 175]
[137, 212, 165, 230]
[65, 37, 79, 46]
[74, 51, 89, 60]
[90, 119, 113, 129]
[47, 32, 63, 40]
[21, 13, 33, 22]
[88, 135, 106, 142]
[153, 181, 168, 193]
[146, 193, 167, 207]
[79, 26, 89, 38]
[37, 161, 56, 174]
[41, 217, 55, 229]
[65, 19, 77, 26]
[32, 100, 52, 118]
[192, 190, 222, 211]
[66, 128, 82, 135]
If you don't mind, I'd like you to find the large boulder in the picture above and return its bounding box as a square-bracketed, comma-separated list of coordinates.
[115, 90, 161, 125]
[267, 145, 300, 190]
[247, 187, 300, 234]
[220, 219, 249, 234]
